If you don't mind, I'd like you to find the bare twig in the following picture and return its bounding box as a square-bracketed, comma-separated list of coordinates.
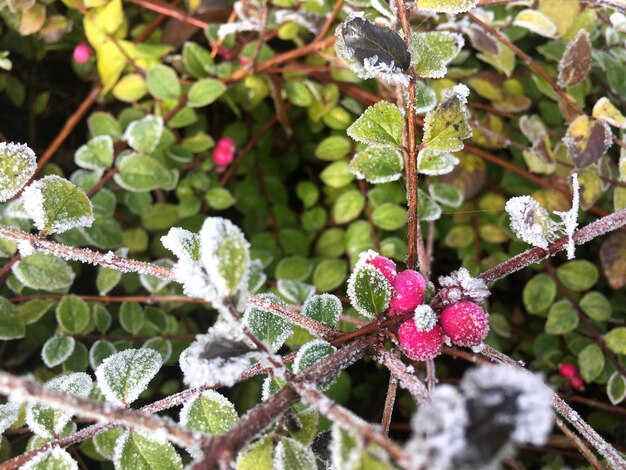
[555, 419, 605, 470]
[380, 374, 399, 437]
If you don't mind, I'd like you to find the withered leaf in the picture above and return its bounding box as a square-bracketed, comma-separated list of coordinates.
[558, 29, 591, 88]
[563, 115, 612, 168]
[600, 232, 626, 289]
[340, 16, 411, 73]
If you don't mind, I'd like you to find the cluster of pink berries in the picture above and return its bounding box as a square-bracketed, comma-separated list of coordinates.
[212, 137, 236, 172]
[559, 362, 584, 390]
[365, 253, 490, 361]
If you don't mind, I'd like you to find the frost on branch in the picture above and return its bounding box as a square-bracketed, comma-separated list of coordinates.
[0, 142, 36, 203]
[438, 267, 490, 306]
[405, 365, 553, 469]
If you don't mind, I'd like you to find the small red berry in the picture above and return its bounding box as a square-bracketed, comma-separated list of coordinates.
[570, 376, 585, 390]
[440, 301, 489, 347]
[239, 57, 249, 66]
[365, 254, 397, 284]
[398, 319, 443, 361]
[558, 362, 577, 379]
[390, 269, 426, 313]
[213, 137, 236, 166]
[73, 43, 91, 64]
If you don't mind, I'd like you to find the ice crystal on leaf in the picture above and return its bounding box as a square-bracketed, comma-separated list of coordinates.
[0, 403, 19, 435]
[0, 142, 37, 203]
[347, 254, 391, 318]
[161, 227, 200, 262]
[20, 446, 78, 470]
[553, 173, 580, 260]
[179, 390, 238, 436]
[438, 267, 490, 306]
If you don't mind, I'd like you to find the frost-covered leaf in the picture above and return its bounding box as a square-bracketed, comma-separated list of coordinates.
[27, 373, 92, 438]
[347, 101, 403, 147]
[0, 296, 25, 340]
[187, 78, 227, 108]
[293, 340, 336, 389]
[331, 425, 361, 470]
[277, 279, 315, 304]
[94, 428, 124, 460]
[513, 9, 557, 38]
[429, 182, 463, 208]
[114, 153, 173, 192]
[417, 0, 478, 14]
[422, 85, 472, 152]
[180, 390, 238, 435]
[349, 146, 403, 184]
[336, 15, 411, 86]
[20, 447, 78, 470]
[95, 348, 162, 406]
[12, 253, 75, 291]
[563, 115, 612, 168]
[248, 259, 267, 294]
[347, 264, 391, 318]
[558, 30, 591, 88]
[113, 431, 182, 470]
[237, 436, 273, 469]
[417, 148, 459, 175]
[124, 115, 164, 155]
[74, 135, 114, 171]
[273, 437, 316, 470]
[56, 295, 90, 334]
[42, 336, 75, 368]
[0, 403, 19, 434]
[592, 97, 626, 129]
[522, 137, 555, 174]
[414, 81, 437, 114]
[22, 176, 94, 234]
[505, 196, 555, 249]
[89, 339, 117, 370]
[418, 189, 442, 221]
[0, 142, 36, 202]
[301, 294, 342, 329]
[161, 227, 201, 262]
[411, 31, 464, 79]
[243, 293, 293, 352]
[607, 372, 626, 405]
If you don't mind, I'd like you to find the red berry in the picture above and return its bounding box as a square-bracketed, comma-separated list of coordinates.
[213, 138, 236, 166]
[365, 255, 397, 284]
[558, 362, 577, 379]
[389, 270, 426, 313]
[216, 137, 236, 153]
[73, 43, 91, 64]
[440, 301, 489, 347]
[398, 319, 443, 361]
[570, 376, 585, 390]
[240, 57, 249, 65]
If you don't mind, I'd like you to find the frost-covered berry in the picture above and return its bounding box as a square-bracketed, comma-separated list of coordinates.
[398, 319, 443, 361]
[390, 269, 426, 313]
[570, 376, 585, 390]
[440, 301, 489, 347]
[365, 254, 397, 283]
[558, 362, 577, 379]
[213, 137, 236, 166]
[73, 43, 91, 64]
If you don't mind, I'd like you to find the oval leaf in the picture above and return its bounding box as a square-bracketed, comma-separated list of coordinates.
[349, 146, 403, 184]
[0, 142, 36, 202]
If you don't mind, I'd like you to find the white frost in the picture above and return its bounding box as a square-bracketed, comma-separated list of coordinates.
[0, 142, 37, 203]
[438, 267, 490, 305]
[20, 446, 78, 470]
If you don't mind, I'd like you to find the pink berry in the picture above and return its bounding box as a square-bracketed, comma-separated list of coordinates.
[73, 43, 91, 64]
[365, 255, 397, 284]
[239, 57, 249, 65]
[559, 362, 577, 379]
[570, 376, 585, 390]
[440, 301, 489, 347]
[389, 269, 426, 313]
[398, 319, 443, 361]
[213, 138, 236, 166]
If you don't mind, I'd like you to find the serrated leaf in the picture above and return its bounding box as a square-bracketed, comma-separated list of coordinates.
[23, 176, 94, 234]
[74, 135, 114, 171]
[243, 294, 292, 352]
[513, 9, 557, 38]
[180, 390, 238, 435]
[12, 253, 75, 291]
[411, 31, 464, 79]
[347, 101, 403, 147]
[273, 437, 316, 470]
[349, 146, 403, 184]
[417, 148, 460, 175]
[607, 372, 626, 405]
[0, 142, 36, 202]
[545, 300, 578, 335]
[114, 431, 182, 470]
[417, 0, 478, 13]
[422, 84, 472, 152]
[0, 296, 24, 339]
[558, 29, 591, 88]
[123, 115, 164, 155]
[605, 328, 626, 355]
[187, 79, 226, 108]
[21, 447, 78, 470]
[301, 294, 342, 329]
[563, 115, 612, 168]
[347, 264, 391, 318]
[146, 64, 181, 100]
[114, 153, 173, 192]
[56, 295, 90, 334]
[95, 348, 162, 406]
[592, 97, 626, 129]
[578, 343, 604, 382]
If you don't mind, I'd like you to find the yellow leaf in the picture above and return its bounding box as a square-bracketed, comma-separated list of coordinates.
[513, 9, 557, 38]
[563, 115, 612, 168]
[539, 0, 580, 36]
[19, 3, 46, 36]
[84, 0, 125, 48]
[97, 40, 136, 94]
[113, 73, 147, 102]
[592, 97, 626, 129]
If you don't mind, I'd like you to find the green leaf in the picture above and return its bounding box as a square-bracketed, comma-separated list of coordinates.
[429, 182, 463, 208]
[95, 348, 162, 406]
[274, 437, 316, 470]
[417, 149, 459, 175]
[605, 328, 626, 355]
[74, 135, 114, 171]
[236, 436, 273, 469]
[24, 447, 78, 469]
[418, 189, 441, 221]
[545, 300, 578, 335]
[313, 259, 346, 292]
[411, 31, 464, 79]
[315, 136, 351, 162]
[41, 336, 75, 368]
[416, 0, 478, 13]
[23, 175, 94, 234]
[347, 264, 391, 318]
[89, 339, 117, 370]
[0, 297, 24, 339]
[180, 390, 238, 435]
[161, 227, 201, 262]
[0, 142, 36, 202]
[56, 295, 90, 334]
[88, 112, 122, 140]
[0, 403, 19, 435]
[142, 338, 172, 362]
[93, 304, 112, 333]
[146, 64, 181, 100]
[205, 187, 235, 210]
[578, 343, 604, 382]
[187, 79, 227, 108]
[293, 339, 336, 374]
[333, 190, 365, 224]
[114, 153, 173, 192]
[347, 101, 403, 147]
[113, 73, 148, 103]
[243, 294, 292, 352]
[114, 431, 182, 470]
[607, 372, 626, 405]
[119, 302, 145, 334]
[579, 291, 612, 321]
[523, 274, 556, 315]
[320, 161, 354, 188]
[422, 84, 472, 152]
[124, 115, 164, 155]
[301, 294, 342, 329]
[557, 260, 598, 292]
[97, 266, 123, 296]
[94, 428, 123, 460]
[277, 280, 315, 304]
[275, 256, 313, 281]
[13, 253, 75, 291]
[182, 42, 214, 78]
[18, 299, 54, 325]
[414, 81, 437, 113]
[349, 146, 403, 184]
[372, 203, 406, 230]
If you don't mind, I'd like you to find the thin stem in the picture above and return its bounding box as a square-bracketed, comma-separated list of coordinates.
[555, 419, 604, 470]
[380, 374, 398, 437]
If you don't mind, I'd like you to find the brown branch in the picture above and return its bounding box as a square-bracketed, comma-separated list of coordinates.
[380, 373, 398, 436]
[374, 346, 429, 404]
[9, 294, 206, 304]
[316, 0, 344, 40]
[555, 419, 604, 470]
